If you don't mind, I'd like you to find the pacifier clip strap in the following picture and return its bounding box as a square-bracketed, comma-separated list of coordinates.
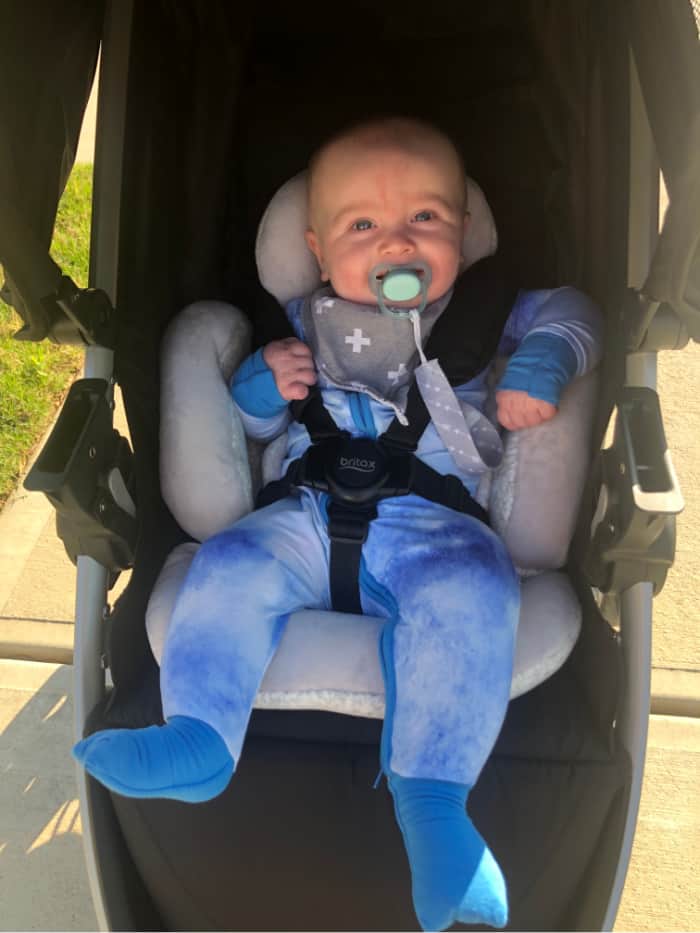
[414, 360, 503, 473]
[409, 309, 503, 474]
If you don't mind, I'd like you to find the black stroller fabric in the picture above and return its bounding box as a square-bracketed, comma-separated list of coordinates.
[3, 0, 700, 929]
[0, 0, 102, 339]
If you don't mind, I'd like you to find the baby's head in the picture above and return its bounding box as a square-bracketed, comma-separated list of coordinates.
[305, 117, 469, 307]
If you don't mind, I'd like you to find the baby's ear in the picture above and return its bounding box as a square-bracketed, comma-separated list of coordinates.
[305, 230, 328, 280]
[304, 229, 320, 262]
[462, 210, 471, 236]
[459, 211, 471, 267]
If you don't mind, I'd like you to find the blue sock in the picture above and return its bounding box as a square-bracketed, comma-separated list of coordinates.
[389, 774, 508, 931]
[72, 715, 234, 803]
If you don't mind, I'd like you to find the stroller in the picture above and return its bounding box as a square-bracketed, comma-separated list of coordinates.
[2, 0, 699, 928]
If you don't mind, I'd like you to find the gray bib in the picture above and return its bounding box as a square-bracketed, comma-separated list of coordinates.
[303, 286, 503, 473]
[302, 286, 449, 420]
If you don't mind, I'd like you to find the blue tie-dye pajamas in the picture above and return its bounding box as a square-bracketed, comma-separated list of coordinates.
[161, 489, 519, 784]
[161, 286, 602, 785]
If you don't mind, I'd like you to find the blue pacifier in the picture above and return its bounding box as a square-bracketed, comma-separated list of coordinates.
[369, 261, 432, 317]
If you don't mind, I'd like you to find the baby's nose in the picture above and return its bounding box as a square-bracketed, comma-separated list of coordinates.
[378, 229, 415, 256]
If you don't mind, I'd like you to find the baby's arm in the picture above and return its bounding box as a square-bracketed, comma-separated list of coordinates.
[231, 338, 316, 441]
[495, 288, 603, 430]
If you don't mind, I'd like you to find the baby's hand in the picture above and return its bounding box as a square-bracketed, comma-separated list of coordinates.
[263, 337, 317, 402]
[495, 389, 557, 430]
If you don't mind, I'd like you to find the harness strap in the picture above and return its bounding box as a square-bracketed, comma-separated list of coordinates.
[380, 381, 431, 453]
[289, 375, 433, 458]
[290, 387, 347, 443]
[409, 459, 489, 523]
[255, 455, 371, 613]
[326, 500, 377, 614]
[420, 255, 518, 387]
[255, 445, 489, 613]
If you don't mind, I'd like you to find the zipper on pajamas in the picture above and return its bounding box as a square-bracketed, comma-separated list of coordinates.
[348, 391, 378, 438]
[359, 559, 399, 784]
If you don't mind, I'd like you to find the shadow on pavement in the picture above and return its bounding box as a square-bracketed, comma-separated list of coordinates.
[0, 663, 97, 931]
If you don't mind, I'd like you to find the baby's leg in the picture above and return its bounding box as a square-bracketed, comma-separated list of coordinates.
[361, 495, 519, 931]
[74, 496, 329, 801]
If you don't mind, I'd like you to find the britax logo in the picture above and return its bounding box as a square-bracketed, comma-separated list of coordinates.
[340, 456, 376, 473]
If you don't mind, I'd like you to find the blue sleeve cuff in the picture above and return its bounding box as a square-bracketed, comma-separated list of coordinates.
[496, 333, 578, 406]
[231, 348, 288, 418]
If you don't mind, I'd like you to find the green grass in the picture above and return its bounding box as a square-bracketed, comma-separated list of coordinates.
[0, 163, 92, 508]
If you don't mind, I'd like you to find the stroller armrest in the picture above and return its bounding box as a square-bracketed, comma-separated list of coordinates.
[490, 367, 599, 572]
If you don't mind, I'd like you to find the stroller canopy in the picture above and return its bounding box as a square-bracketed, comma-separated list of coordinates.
[1, 0, 699, 345]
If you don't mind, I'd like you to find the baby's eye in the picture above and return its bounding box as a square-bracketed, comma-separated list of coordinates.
[351, 219, 375, 232]
[412, 210, 434, 223]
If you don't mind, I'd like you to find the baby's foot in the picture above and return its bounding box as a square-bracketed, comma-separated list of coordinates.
[72, 715, 234, 803]
[389, 774, 507, 931]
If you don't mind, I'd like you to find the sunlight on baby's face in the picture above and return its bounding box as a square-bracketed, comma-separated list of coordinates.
[305, 133, 468, 306]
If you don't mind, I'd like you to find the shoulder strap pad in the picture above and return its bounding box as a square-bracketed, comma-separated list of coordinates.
[423, 254, 518, 387]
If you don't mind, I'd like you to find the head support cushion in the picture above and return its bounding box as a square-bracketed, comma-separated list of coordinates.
[160, 300, 253, 542]
[255, 171, 498, 305]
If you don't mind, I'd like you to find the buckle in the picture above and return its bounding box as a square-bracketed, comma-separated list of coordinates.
[295, 436, 414, 505]
[326, 437, 391, 505]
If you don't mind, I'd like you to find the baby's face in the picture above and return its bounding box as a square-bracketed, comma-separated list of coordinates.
[305, 137, 468, 306]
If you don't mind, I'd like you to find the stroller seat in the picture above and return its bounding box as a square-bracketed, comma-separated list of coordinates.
[146, 172, 598, 715]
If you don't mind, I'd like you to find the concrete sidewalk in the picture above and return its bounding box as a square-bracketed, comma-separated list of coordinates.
[1, 345, 699, 930]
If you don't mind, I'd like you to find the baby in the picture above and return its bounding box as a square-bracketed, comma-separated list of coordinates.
[74, 117, 602, 931]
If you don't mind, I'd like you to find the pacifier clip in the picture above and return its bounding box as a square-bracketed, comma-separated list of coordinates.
[369, 263, 503, 474]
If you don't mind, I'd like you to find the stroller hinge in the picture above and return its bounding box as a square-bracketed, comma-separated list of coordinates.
[578, 385, 684, 598]
[623, 289, 689, 353]
[6, 272, 117, 347]
[50, 276, 117, 348]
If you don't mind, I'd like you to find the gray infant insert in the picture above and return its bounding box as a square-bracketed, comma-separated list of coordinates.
[147, 173, 596, 716]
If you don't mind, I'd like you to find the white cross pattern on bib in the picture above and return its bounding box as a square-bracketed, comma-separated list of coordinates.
[387, 362, 408, 383]
[345, 328, 371, 353]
